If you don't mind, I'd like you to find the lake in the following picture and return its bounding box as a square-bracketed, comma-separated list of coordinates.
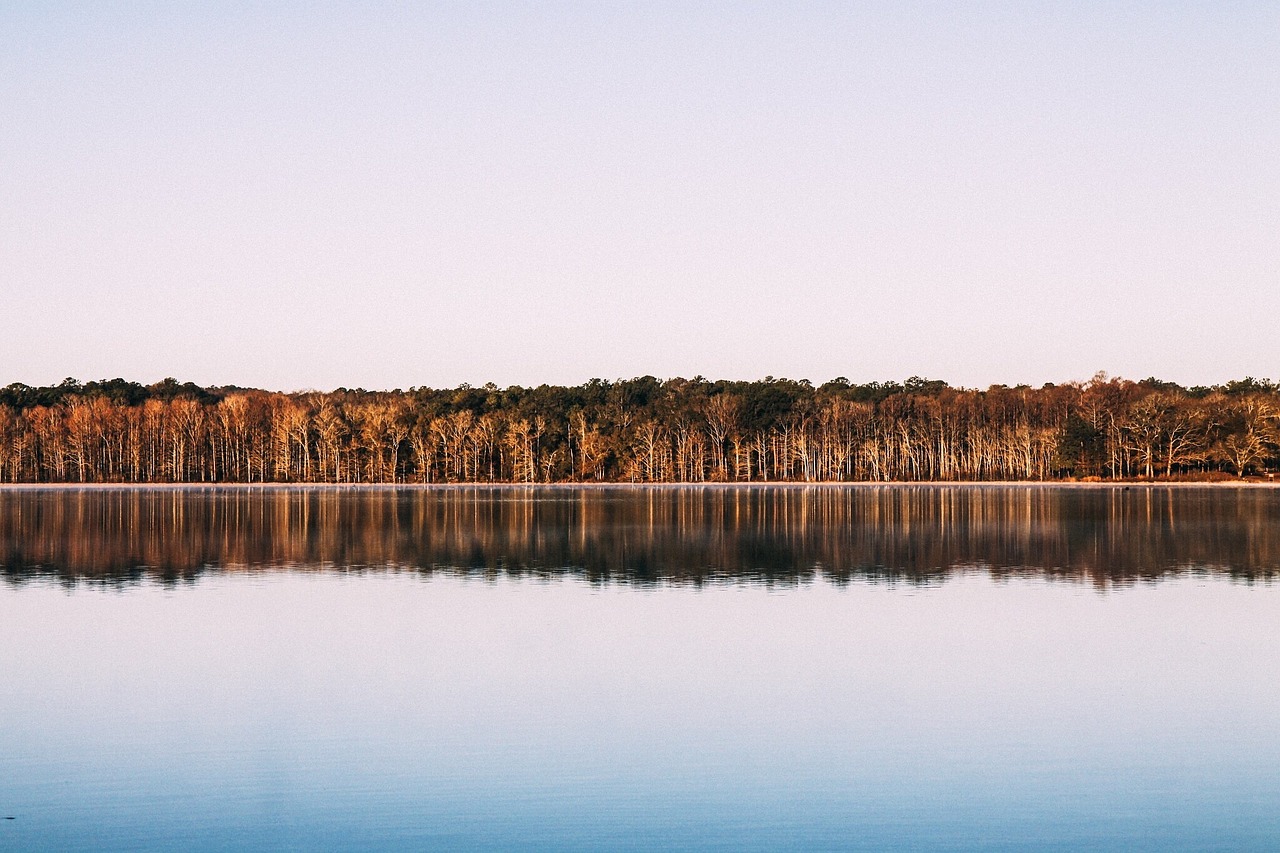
[2, 485, 1279, 851]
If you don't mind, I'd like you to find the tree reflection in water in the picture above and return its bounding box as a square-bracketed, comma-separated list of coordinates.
[1, 485, 1277, 589]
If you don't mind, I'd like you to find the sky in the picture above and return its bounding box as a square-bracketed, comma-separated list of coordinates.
[1, 2, 1277, 392]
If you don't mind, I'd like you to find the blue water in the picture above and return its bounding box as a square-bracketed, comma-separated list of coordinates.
[2, 486, 1279, 850]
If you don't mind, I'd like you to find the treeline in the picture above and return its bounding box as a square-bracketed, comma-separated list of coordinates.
[0, 374, 1277, 483]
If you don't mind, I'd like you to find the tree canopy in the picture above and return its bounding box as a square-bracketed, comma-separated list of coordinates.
[0, 374, 1276, 483]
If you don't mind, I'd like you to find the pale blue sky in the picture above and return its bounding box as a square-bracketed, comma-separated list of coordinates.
[2, 2, 1276, 391]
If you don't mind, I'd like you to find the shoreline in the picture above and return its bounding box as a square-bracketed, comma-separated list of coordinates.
[0, 480, 1277, 491]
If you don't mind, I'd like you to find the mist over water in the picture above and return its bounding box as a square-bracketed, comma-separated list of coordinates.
[3, 486, 1279, 851]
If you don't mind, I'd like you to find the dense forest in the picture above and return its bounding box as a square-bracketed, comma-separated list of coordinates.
[0, 373, 1276, 483]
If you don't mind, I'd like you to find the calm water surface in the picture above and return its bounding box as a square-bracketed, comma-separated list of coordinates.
[1, 485, 1278, 851]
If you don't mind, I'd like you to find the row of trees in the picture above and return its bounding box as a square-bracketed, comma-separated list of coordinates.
[0, 374, 1276, 483]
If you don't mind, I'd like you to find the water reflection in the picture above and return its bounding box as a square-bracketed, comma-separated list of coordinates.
[1, 485, 1277, 588]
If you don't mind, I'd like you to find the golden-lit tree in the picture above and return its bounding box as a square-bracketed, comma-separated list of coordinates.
[0, 375, 1275, 483]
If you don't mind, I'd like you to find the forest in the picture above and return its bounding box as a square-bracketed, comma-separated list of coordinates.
[0, 373, 1276, 484]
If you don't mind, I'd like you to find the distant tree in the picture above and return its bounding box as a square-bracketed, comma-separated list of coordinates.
[1212, 396, 1278, 477]
[1055, 412, 1106, 476]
